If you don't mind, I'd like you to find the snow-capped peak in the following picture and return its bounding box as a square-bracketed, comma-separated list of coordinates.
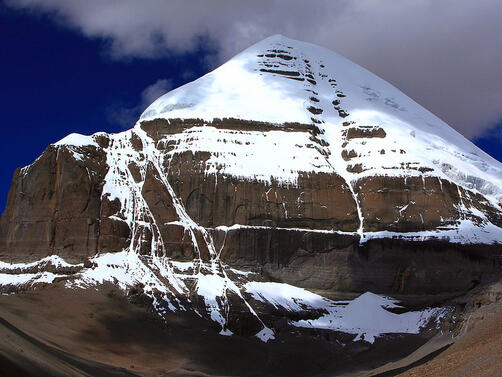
[139, 34, 502, 204]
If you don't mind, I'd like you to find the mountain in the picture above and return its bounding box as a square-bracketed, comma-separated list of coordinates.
[1, 34, 502, 363]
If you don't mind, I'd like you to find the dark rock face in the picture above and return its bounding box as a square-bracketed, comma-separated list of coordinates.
[357, 176, 462, 232]
[0, 145, 107, 263]
[1, 118, 502, 298]
[216, 228, 501, 296]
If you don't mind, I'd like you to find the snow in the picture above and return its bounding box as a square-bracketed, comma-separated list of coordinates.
[255, 327, 275, 342]
[66, 249, 276, 339]
[69, 251, 186, 300]
[170, 261, 194, 272]
[294, 291, 441, 344]
[71, 126, 277, 337]
[245, 282, 443, 344]
[157, 125, 332, 185]
[0, 255, 81, 289]
[0, 272, 64, 286]
[53, 133, 99, 148]
[196, 273, 228, 327]
[141, 50, 310, 125]
[0, 272, 42, 286]
[215, 220, 502, 245]
[363, 219, 502, 245]
[245, 281, 329, 312]
[18, 34, 502, 245]
[0, 255, 80, 270]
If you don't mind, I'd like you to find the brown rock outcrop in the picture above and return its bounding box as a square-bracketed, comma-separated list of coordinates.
[0, 144, 107, 263]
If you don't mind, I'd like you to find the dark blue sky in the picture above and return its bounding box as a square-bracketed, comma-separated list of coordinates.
[0, 5, 500, 213]
[0, 5, 213, 212]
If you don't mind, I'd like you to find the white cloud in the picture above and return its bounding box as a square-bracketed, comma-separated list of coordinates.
[6, 0, 502, 138]
[140, 79, 172, 107]
[108, 78, 172, 128]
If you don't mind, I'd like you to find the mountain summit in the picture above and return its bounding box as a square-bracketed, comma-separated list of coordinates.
[143, 34, 502, 208]
[1, 35, 502, 346]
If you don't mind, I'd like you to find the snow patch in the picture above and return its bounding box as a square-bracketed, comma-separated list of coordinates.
[0, 272, 63, 287]
[53, 133, 99, 148]
[245, 282, 442, 344]
[293, 292, 441, 344]
[245, 281, 329, 312]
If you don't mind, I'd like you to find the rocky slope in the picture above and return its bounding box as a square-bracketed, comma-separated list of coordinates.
[1, 35, 502, 344]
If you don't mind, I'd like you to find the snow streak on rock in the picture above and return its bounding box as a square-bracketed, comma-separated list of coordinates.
[65, 127, 274, 340]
